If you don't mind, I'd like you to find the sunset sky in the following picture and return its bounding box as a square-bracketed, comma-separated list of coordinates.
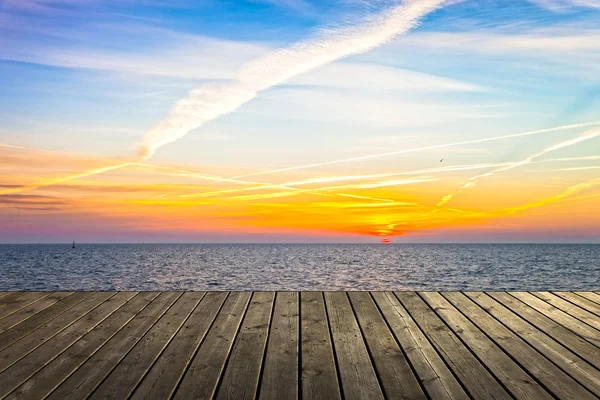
[1, 0, 599, 243]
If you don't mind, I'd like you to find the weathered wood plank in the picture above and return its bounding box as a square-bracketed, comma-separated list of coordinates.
[324, 292, 384, 400]
[443, 292, 596, 399]
[0, 293, 73, 334]
[372, 292, 469, 400]
[395, 292, 511, 400]
[0, 292, 94, 352]
[173, 292, 251, 400]
[0, 291, 598, 400]
[532, 292, 600, 330]
[574, 292, 600, 305]
[466, 292, 600, 397]
[554, 292, 600, 316]
[216, 292, 274, 400]
[421, 292, 553, 399]
[0, 292, 137, 398]
[300, 292, 341, 400]
[260, 292, 299, 400]
[131, 292, 228, 400]
[510, 292, 600, 347]
[0, 292, 115, 373]
[488, 292, 600, 369]
[88, 292, 205, 400]
[5, 292, 158, 400]
[348, 292, 426, 399]
[0, 293, 51, 320]
[46, 292, 181, 400]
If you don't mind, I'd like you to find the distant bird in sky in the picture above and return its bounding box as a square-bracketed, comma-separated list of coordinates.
[440, 158, 443, 162]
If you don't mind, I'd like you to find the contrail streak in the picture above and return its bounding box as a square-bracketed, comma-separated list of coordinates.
[437, 128, 600, 206]
[0, 162, 134, 195]
[137, 0, 446, 158]
[228, 177, 437, 201]
[232, 121, 600, 178]
[181, 154, 600, 200]
[0, 143, 27, 149]
[554, 166, 600, 171]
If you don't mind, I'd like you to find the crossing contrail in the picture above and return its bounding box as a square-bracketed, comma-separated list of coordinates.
[437, 128, 600, 206]
[136, 0, 446, 158]
[232, 121, 600, 179]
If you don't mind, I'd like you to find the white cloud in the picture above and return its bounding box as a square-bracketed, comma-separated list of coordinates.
[291, 62, 483, 91]
[0, 27, 270, 80]
[247, 87, 499, 127]
[528, 0, 600, 11]
[137, 0, 447, 158]
[400, 28, 600, 54]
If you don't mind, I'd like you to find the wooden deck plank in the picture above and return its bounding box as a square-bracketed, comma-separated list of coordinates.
[348, 292, 426, 399]
[443, 292, 596, 400]
[5, 292, 159, 400]
[0, 292, 137, 398]
[88, 292, 206, 400]
[0, 293, 73, 334]
[466, 292, 600, 397]
[131, 292, 228, 400]
[553, 292, 600, 316]
[324, 292, 384, 400]
[0, 292, 115, 373]
[0, 292, 94, 353]
[0, 291, 597, 400]
[0, 292, 13, 300]
[0, 292, 51, 320]
[510, 292, 600, 347]
[421, 292, 553, 399]
[575, 292, 600, 305]
[259, 292, 299, 400]
[300, 292, 341, 400]
[395, 292, 512, 400]
[46, 292, 181, 400]
[488, 292, 600, 369]
[173, 292, 251, 400]
[372, 292, 468, 400]
[216, 292, 275, 400]
[532, 292, 600, 330]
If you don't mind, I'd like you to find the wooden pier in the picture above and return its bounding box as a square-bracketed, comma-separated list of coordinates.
[0, 291, 599, 399]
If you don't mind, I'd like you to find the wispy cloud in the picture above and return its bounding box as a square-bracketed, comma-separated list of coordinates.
[291, 62, 482, 91]
[527, 0, 600, 11]
[437, 128, 600, 206]
[137, 0, 446, 158]
[232, 121, 600, 178]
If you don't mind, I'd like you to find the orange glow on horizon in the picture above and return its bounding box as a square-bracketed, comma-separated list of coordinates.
[1, 132, 599, 241]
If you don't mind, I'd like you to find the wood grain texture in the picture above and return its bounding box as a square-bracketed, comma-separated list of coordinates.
[443, 292, 596, 400]
[300, 292, 341, 400]
[216, 292, 274, 400]
[372, 292, 468, 400]
[489, 292, 600, 369]
[0, 291, 596, 400]
[88, 292, 205, 400]
[173, 292, 252, 400]
[396, 292, 512, 400]
[46, 292, 182, 400]
[259, 292, 299, 400]
[466, 292, 600, 397]
[325, 292, 385, 400]
[348, 292, 425, 399]
[130, 291, 228, 400]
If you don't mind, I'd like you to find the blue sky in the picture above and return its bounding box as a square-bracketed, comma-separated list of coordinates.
[1, 0, 599, 242]
[2, 0, 598, 167]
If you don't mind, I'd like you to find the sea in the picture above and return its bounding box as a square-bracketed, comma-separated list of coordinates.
[0, 244, 598, 291]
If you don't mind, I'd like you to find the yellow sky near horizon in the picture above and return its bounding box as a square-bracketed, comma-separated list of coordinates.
[2, 125, 599, 242]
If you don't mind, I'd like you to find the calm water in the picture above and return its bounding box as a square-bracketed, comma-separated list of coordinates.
[0, 244, 598, 291]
